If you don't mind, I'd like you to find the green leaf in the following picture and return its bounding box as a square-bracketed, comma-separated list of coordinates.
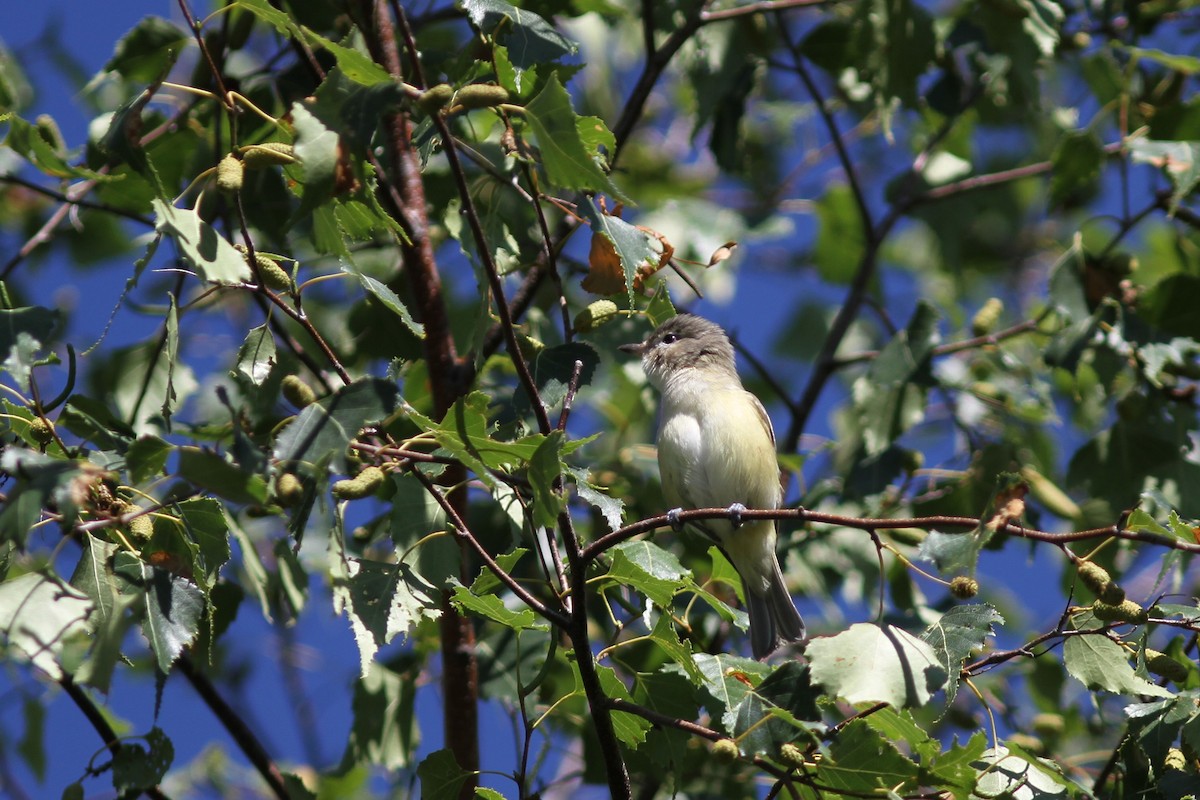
[0, 573, 91, 679]
[645, 613, 704, 683]
[919, 528, 991, 575]
[814, 184, 866, 284]
[733, 661, 823, 755]
[523, 75, 625, 200]
[177, 446, 269, 506]
[1124, 45, 1200, 74]
[300, 29, 391, 85]
[808, 623, 947, 708]
[274, 378, 400, 475]
[234, 0, 301, 37]
[100, 16, 188, 84]
[0, 306, 61, 392]
[416, 749, 469, 800]
[1128, 139, 1200, 214]
[821, 719, 920, 792]
[852, 301, 939, 456]
[151, 199, 253, 284]
[528, 341, 599, 410]
[175, 498, 232, 593]
[971, 746, 1070, 798]
[462, 0, 579, 69]
[289, 101, 341, 216]
[342, 265, 425, 339]
[69, 534, 137, 692]
[468, 549, 526, 597]
[114, 554, 204, 673]
[335, 557, 439, 676]
[451, 583, 545, 631]
[126, 435, 172, 484]
[3, 115, 113, 181]
[236, 324, 276, 386]
[1139, 274, 1200, 339]
[388, 472, 447, 546]
[17, 696, 45, 780]
[567, 467, 624, 532]
[607, 540, 690, 608]
[690, 653, 772, 732]
[528, 430, 565, 529]
[919, 604, 1004, 706]
[111, 727, 173, 794]
[594, 664, 653, 746]
[0, 449, 86, 542]
[339, 660, 418, 770]
[1049, 130, 1104, 208]
[1062, 631, 1172, 698]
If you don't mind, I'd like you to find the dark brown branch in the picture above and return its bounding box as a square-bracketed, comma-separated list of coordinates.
[409, 469, 570, 629]
[701, 0, 832, 22]
[0, 175, 154, 226]
[357, 4, 478, 793]
[177, 653, 289, 800]
[58, 675, 170, 800]
[580, 505, 1200, 564]
[831, 317, 1045, 368]
[777, 21, 886, 452]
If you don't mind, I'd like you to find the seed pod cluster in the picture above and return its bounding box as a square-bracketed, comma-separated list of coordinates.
[417, 83, 454, 113]
[1092, 598, 1148, 625]
[238, 141, 297, 168]
[950, 576, 979, 599]
[254, 255, 291, 290]
[332, 466, 386, 500]
[453, 83, 509, 110]
[777, 742, 806, 768]
[275, 472, 305, 507]
[216, 153, 245, 192]
[1145, 649, 1189, 683]
[574, 300, 619, 332]
[1078, 561, 1125, 604]
[281, 375, 317, 408]
[28, 416, 54, 444]
[972, 297, 1004, 336]
[710, 738, 740, 764]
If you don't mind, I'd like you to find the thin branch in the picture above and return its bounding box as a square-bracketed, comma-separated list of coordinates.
[177, 653, 290, 800]
[432, 110, 554, 434]
[0, 175, 154, 226]
[701, 0, 832, 22]
[580, 505, 1200, 564]
[777, 20, 886, 451]
[831, 317, 1045, 368]
[58, 675, 170, 800]
[608, 697, 722, 741]
[409, 469, 570, 629]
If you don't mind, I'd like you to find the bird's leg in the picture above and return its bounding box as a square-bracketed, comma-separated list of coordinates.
[727, 502, 747, 529]
[667, 507, 685, 531]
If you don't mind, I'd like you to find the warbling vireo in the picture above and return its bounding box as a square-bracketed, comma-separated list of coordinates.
[620, 313, 806, 659]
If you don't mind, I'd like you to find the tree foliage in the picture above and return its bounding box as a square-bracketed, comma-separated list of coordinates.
[2, 0, 1200, 798]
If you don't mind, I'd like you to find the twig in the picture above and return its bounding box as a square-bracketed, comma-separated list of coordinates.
[409, 469, 570, 629]
[701, 0, 832, 22]
[0, 175, 154, 226]
[177, 653, 289, 800]
[579, 505, 1200, 564]
[58, 675, 170, 800]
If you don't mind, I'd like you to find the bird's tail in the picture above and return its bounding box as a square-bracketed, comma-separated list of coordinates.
[745, 552, 806, 660]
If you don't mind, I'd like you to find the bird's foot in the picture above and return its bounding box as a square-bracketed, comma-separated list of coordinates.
[727, 502, 747, 529]
[667, 507, 685, 531]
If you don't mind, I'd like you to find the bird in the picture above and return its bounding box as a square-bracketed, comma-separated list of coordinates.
[620, 313, 806, 659]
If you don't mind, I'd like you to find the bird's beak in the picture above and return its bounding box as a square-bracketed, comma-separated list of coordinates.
[618, 341, 645, 355]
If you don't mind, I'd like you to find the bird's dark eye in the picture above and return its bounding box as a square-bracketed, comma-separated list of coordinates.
[661, 333, 679, 344]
